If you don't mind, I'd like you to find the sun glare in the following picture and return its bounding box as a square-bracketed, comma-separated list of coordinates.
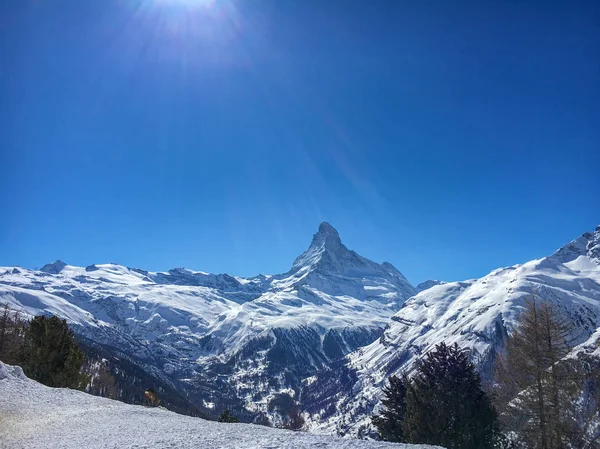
[153, 0, 216, 8]
[122, 0, 244, 71]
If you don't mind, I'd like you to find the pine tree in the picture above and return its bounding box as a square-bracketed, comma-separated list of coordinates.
[20, 315, 88, 389]
[218, 409, 240, 423]
[403, 342, 499, 449]
[372, 375, 407, 442]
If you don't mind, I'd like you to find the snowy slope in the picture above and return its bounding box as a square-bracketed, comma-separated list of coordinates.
[415, 280, 446, 293]
[304, 225, 600, 436]
[0, 222, 416, 422]
[0, 361, 442, 449]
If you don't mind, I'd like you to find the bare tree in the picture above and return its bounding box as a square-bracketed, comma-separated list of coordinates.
[494, 294, 598, 449]
[85, 360, 119, 400]
[0, 303, 10, 356]
[0, 303, 26, 364]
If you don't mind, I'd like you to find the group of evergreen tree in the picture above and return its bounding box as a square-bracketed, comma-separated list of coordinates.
[373, 295, 600, 449]
[0, 303, 88, 390]
[373, 342, 499, 449]
[20, 315, 89, 389]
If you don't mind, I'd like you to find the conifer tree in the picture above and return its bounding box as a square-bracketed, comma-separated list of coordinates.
[218, 409, 240, 423]
[20, 315, 88, 389]
[403, 342, 499, 449]
[372, 375, 407, 442]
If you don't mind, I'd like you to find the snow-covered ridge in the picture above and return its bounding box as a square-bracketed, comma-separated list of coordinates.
[0, 361, 443, 449]
[0, 222, 417, 422]
[304, 225, 600, 436]
[415, 280, 446, 293]
[5, 223, 599, 436]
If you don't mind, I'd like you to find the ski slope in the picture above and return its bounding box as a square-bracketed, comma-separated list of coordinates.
[0, 362, 442, 449]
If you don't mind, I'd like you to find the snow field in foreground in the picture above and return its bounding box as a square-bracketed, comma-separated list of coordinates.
[0, 362, 442, 449]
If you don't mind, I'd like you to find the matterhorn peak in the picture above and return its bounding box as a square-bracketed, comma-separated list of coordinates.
[311, 222, 342, 248]
[317, 221, 339, 236]
[286, 222, 416, 301]
[290, 222, 345, 272]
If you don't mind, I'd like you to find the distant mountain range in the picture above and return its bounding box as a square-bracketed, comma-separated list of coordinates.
[1, 222, 599, 433]
[0, 222, 417, 423]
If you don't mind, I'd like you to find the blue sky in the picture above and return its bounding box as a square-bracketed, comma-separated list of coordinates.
[1, 0, 598, 284]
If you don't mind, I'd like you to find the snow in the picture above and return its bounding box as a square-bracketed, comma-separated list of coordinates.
[4, 222, 599, 439]
[0, 223, 415, 360]
[307, 225, 600, 436]
[0, 222, 417, 424]
[415, 280, 446, 293]
[0, 361, 442, 449]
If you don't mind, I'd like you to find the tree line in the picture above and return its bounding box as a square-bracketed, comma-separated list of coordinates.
[0, 303, 205, 416]
[372, 296, 600, 449]
[4, 295, 598, 445]
[0, 303, 89, 389]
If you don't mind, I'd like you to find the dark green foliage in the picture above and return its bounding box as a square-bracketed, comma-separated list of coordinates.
[20, 315, 89, 389]
[218, 409, 240, 423]
[402, 342, 499, 449]
[372, 375, 407, 442]
[0, 303, 26, 364]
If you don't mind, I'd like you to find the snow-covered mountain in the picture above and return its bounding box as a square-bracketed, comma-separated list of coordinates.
[415, 280, 446, 293]
[0, 222, 416, 423]
[0, 361, 443, 449]
[303, 225, 600, 436]
[4, 222, 600, 436]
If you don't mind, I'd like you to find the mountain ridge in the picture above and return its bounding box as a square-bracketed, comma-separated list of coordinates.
[0, 222, 416, 425]
[3, 223, 599, 434]
[302, 224, 600, 436]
